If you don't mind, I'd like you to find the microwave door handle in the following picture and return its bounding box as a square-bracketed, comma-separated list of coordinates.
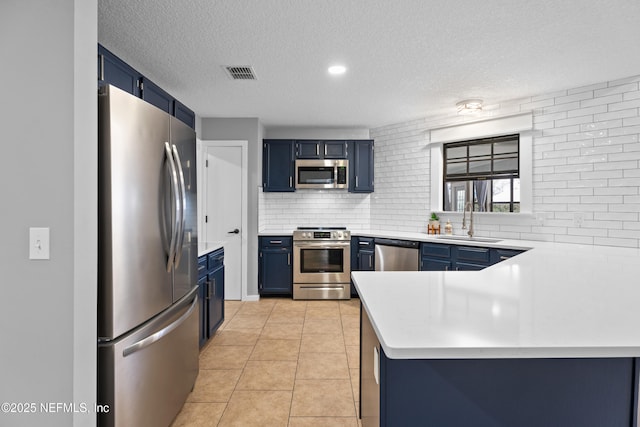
[171, 144, 187, 268]
[164, 142, 180, 272]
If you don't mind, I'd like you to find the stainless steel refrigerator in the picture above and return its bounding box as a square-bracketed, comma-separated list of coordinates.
[97, 85, 199, 427]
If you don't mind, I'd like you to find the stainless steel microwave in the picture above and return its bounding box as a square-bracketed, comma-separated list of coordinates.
[295, 159, 348, 189]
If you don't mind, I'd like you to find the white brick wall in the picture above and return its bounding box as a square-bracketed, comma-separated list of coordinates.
[260, 74, 640, 248]
[259, 190, 370, 231]
[370, 74, 640, 248]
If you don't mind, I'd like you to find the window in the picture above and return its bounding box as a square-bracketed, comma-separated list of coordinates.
[443, 134, 520, 213]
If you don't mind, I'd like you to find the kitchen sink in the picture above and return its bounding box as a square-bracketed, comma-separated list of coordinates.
[435, 235, 502, 243]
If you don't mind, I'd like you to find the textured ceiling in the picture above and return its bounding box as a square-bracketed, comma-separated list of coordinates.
[98, 0, 640, 128]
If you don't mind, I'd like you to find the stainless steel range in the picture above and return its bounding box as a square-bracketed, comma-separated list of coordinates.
[293, 227, 351, 300]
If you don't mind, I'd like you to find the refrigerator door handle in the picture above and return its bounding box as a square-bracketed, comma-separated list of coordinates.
[164, 142, 180, 272]
[122, 292, 198, 357]
[171, 144, 187, 268]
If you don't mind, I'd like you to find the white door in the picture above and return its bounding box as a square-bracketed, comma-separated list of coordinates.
[203, 143, 247, 300]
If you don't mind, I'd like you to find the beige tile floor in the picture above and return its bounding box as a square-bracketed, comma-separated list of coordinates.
[171, 297, 362, 427]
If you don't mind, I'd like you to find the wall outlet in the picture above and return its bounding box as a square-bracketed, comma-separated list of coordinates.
[573, 213, 585, 227]
[535, 212, 546, 226]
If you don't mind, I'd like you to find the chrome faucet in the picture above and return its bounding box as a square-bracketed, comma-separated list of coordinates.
[461, 202, 474, 238]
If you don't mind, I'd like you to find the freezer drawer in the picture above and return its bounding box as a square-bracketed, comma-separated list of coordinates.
[98, 287, 199, 427]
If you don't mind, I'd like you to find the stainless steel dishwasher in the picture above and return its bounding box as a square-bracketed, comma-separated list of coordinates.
[374, 238, 420, 271]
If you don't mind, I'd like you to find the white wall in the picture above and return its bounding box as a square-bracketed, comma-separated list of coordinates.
[370, 74, 640, 248]
[0, 1, 97, 426]
[200, 118, 261, 297]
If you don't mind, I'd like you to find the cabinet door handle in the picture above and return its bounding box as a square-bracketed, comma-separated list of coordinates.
[207, 280, 212, 299]
[316, 144, 319, 156]
[324, 145, 327, 156]
[355, 176, 359, 188]
[289, 176, 293, 187]
[359, 241, 369, 246]
[212, 278, 216, 297]
[445, 265, 449, 271]
[288, 253, 291, 266]
[500, 256, 510, 261]
[99, 54, 104, 81]
[270, 240, 282, 244]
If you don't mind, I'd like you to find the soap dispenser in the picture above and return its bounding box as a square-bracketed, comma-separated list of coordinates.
[444, 219, 453, 235]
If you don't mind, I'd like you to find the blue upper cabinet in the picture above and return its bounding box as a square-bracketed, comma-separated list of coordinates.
[98, 44, 141, 97]
[348, 140, 375, 193]
[263, 140, 295, 192]
[296, 140, 348, 159]
[173, 99, 196, 129]
[98, 44, 195, 129]
[141, 77, 173, 115]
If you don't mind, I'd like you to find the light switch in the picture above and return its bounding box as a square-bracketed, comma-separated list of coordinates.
[29, 227, 50, 260]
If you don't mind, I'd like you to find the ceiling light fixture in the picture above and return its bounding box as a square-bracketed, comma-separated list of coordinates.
[456, 99, 483, 114]
[328, 65, 347, 75]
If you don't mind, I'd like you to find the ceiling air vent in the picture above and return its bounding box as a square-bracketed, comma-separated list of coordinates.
[224, 66, 257, 80]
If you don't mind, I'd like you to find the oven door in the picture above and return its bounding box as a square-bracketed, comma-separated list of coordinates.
[293, 241, 351, 284]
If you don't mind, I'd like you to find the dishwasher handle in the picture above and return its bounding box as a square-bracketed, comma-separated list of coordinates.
[374, 238, 420, 249]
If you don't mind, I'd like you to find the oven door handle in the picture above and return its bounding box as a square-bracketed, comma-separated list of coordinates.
[294, 241, 351, 249]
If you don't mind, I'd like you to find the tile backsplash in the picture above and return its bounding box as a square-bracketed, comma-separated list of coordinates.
[259, 190, 370, 231]
[260, 74, 640, 248]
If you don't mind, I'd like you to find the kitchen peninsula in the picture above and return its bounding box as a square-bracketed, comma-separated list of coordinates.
[353, 241, 640, 427]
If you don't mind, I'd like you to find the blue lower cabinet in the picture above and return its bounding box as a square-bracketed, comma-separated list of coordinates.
[197, 247, 224, 347]
[420, 242, 453, 271]
[420, 242, 524, 271]
[197, 275, 207, 348]
[350, 236, 375, 297]
[259, 236, 293, 295]
[360, 307, 637, 426]
[491, 248, 525, 264]
[456, 246, 491, 270]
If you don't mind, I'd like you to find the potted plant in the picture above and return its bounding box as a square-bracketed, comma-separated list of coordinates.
[429, 212, 440, 228]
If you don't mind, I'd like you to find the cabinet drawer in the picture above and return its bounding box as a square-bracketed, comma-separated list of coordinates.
[491, 248, 525, 265]
[197, 256, 207, 279]
[421, 243, 452, 259]
[260, 236, 292, 248]
[456, 246, 490, 264]
[356, 237, 374, 251]
[208, 248, 224, 270]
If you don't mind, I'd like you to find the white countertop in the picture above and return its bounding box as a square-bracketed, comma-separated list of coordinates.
[259, 228, 532, 250]
[352, 240, 640, 360]
[198, 241, 225, 257]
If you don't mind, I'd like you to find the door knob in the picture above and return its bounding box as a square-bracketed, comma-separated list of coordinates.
[228, 228, 240, 234]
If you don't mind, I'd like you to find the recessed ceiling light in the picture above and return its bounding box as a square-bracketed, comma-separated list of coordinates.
[328, 65, 347, 75]
[456, 99, 483, 114]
